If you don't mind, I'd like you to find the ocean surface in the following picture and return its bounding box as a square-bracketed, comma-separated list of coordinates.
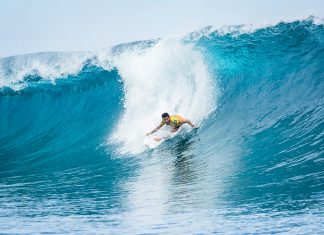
[0, 18, 323, 234]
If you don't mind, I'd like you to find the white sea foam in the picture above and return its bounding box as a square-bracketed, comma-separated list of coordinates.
[312, 15, 324, 25]
[0, 51, 95, 90]
[185, 16, 324, 42]
[110, 38, 218, 154]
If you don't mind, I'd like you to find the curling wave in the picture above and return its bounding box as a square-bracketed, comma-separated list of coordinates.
[0, 17, 323, 234]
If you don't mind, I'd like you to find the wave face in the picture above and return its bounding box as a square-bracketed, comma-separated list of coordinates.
[0, 19, 323, 233]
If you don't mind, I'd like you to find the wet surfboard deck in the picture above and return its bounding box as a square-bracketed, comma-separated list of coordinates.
[143, 136, 164, 149]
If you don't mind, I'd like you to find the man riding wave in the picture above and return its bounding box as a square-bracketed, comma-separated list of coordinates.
[146, 113, 198, 141]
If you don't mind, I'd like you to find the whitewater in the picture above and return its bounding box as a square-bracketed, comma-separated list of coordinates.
[0, 18, 323, 234]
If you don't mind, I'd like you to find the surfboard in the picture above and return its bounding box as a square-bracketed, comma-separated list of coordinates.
[143, 135, 164, 149]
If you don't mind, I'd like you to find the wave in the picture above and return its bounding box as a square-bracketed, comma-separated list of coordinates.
[0, 17, 323, 233]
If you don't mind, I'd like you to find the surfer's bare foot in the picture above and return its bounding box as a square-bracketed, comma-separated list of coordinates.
[154, 137, 161, 142]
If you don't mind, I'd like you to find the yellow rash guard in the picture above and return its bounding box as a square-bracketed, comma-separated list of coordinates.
[162, 115, 185, 127]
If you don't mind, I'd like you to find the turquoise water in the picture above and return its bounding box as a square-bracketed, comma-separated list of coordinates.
[0, 18, 323, 234]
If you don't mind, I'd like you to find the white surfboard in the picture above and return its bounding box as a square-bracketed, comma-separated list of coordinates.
[143, 135, 164, 149]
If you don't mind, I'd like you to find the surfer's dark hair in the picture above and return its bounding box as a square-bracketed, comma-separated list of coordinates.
[162, 113, 169, 118]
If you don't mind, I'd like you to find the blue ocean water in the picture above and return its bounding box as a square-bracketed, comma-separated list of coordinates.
[0, 18, 323, 234]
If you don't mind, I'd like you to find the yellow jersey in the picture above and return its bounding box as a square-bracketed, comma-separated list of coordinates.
[162, 115, 185, 127]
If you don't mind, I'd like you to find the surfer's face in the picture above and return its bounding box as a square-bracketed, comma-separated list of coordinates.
[163, 116, 170, 125]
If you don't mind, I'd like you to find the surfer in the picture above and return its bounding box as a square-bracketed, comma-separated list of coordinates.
[146, 113, 198, 140]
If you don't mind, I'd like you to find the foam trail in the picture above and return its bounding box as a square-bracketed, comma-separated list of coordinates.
[110, 39, 217, 154]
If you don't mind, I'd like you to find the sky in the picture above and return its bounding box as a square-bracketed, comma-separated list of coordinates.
[0, 0, 323, 57]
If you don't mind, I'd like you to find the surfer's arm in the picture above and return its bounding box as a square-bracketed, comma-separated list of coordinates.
[183, 119, 198, 128]
[147, 123, 164, 136]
